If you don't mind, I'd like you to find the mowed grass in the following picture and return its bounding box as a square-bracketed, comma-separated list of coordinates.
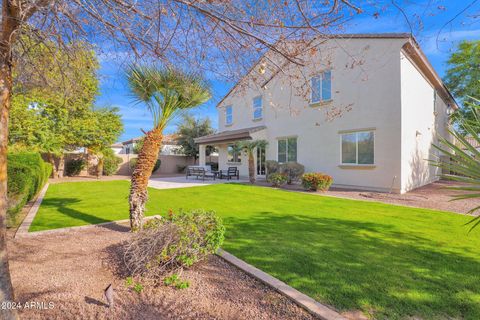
[31, 180, 480, 319]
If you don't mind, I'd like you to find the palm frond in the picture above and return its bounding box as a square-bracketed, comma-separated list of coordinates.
[432, 96, 480, 230]
[126, 65, 211, 129]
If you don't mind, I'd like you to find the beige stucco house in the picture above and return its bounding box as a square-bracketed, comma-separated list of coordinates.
[195, 33, 458, 193]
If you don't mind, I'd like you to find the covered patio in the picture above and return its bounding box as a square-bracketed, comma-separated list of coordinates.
[148, 175, 249, 190]
[194, 125, 267, 179]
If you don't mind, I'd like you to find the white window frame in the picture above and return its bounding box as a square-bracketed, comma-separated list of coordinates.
[253, 96, 263, 120]
[225, 105, 233, 125]
[340, 130, 375, 165]
[277, 136, 297, 163]
[310, 70, 332, 104]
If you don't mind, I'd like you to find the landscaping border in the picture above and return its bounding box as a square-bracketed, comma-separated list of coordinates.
[15, 215, 162, 238]
[15, 183, 50, 238]
[217, 249, 346, 320]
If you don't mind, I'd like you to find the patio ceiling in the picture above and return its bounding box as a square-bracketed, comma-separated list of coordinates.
[194, 125, 266, 145]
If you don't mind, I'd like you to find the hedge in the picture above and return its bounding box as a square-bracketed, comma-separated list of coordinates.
[7, 152, 52, 226]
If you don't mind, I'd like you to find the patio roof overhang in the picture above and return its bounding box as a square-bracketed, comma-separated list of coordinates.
[194, 125, 266, 145]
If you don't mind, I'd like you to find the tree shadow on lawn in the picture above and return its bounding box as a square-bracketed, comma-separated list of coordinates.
[32, 197, 111, 230]
[222, 214, 480, 319]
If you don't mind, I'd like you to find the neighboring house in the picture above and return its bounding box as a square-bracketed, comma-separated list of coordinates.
[195, 33, 458, 193]
[113, 134, 183, 155]
[111, 143, 124, 154]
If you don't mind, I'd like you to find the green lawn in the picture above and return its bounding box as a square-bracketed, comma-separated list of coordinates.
[32, 180, 480, 319]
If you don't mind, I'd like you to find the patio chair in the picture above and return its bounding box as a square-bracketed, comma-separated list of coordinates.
[220, 167, 239, 180]
[186, 166, 216, 181]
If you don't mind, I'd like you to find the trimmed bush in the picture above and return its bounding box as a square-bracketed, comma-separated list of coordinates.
[7, 152, 52, 226]
[103, 154, 122, 176]
[65, 158, 86, 176]
[280, 162, 305, 184]
[301, 173, 333, 191]
[267, 172, 288, 187]
[130, 158, 161, 173]
[123, 210, 225, 283]
[265, 160, 279, 175]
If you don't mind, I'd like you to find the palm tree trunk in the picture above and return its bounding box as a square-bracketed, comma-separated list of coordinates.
[129, 128, 163, 231]
[0, 2, 19, 317]
[248, 151, 255, 183]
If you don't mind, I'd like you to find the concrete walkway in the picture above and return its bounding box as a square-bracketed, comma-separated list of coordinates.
[148, 175, 249, 190]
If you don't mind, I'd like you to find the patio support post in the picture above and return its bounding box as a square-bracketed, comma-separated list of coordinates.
[199, 144, 206, 166]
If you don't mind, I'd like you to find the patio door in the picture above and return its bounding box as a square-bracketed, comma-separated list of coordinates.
[256, 146, 266, 177]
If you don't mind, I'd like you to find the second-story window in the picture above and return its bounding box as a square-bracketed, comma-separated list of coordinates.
[311, 70, 332, 104]
[225, 105, 233, 125]
[253, 96, 263, 120]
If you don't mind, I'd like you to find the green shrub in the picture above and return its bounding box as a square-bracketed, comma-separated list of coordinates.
[177, 165, 187, 173]
[124, 210, 225, 283]
[267, 172, 288, 187]
[7, 152, 52, 226]
[301, 173, 333, 191]
[65, 158, 86, 176]
[103, 154, 122, 176]
[279, 162, 305, 184]
[130, 158, 161, 173]
[265, 160, 279, 175]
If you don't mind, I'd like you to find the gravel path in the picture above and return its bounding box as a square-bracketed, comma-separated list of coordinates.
[9, 223, 317, 320]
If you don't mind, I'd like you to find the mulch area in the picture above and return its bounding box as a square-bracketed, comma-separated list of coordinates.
[8, 222, 319, 320]
[255, 180, 478, 214]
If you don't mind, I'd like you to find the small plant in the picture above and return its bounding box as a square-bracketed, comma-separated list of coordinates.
[175, 280, 190, 289]
[125, 276, 134, 287]
[65, 158, 86, 176]
[124, 277, 144, 293]
[163, 274, 179, 286]
[176, 164, 187, 173]
[265, 160, 279, 175]
[279, 162, 305, 184]
[267, 172, 288, 187]
[164, 273, 190, 289]
[301, 173, 333, 191]
[133, 283, 144, 293]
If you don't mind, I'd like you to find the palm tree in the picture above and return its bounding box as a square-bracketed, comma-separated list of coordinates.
[126, 66, 211, 231]
[235, 140, 268, 183]
[432, 97, 480, 230]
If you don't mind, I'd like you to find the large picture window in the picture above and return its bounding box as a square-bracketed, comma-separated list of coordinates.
[278, 137, 297, 163]
[253, 96, 263, 119]
[311, 70, 332, 104]
[227, 144, 241, 163]
[225, 105, 233, 125]
[341, 131, 374, 165]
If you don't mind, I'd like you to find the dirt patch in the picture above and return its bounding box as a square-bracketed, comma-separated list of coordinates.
[256, 180, 477, 215]
[9, 222, 320, 320]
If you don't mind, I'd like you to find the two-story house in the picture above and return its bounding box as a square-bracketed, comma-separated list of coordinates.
[194, 33, 458, 193]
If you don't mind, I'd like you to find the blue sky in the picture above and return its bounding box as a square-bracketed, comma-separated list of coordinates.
[96, 1, 480, 142]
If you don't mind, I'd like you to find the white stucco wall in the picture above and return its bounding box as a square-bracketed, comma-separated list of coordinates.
[399, 51, 449, 193]
[215, 37, 450, 192]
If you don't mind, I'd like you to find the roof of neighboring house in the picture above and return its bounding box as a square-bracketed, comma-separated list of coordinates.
[194, 126, 266, 144]
[119, 134, 180, 146]
[215, 33, 458, 110]
[111, 143, 123, 148]
[461, 135, 480, 149]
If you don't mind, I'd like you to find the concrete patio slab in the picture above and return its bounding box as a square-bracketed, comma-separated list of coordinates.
[148, 175, 249, 190]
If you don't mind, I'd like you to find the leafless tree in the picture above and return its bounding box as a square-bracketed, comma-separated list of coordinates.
[0, 1, 475, 317]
